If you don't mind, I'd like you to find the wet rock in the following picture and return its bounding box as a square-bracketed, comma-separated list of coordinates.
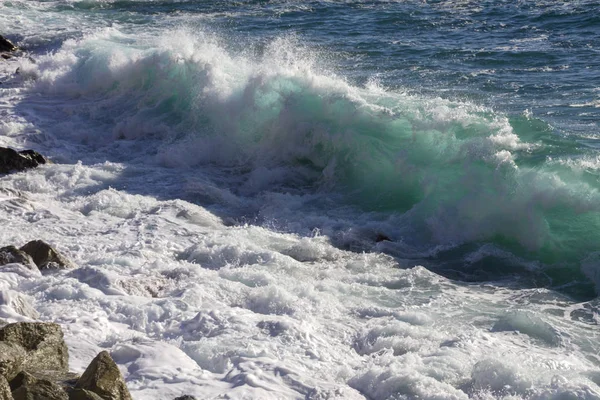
[174, 396, 197, 400]
[20, 241, 75, 271]
[74, 351, 132, 400]
[0, 375, 11, 400]
[0, 322, 69, 373]
[0, 246, 36, 270]
[10, 371, 68, 400]
[0, 36, 17, 53]
[0, 291, 39, 319]
[0, 148, 47, 175]
[67, 388, 104, 400]
[0, 342, 26, 381]
[1, 54, 11, 60]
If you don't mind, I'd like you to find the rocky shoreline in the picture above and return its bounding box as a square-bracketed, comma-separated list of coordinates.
[0, 34, 196, 399]
[0, 160, 199, 400]
[0, 149, 136, 400]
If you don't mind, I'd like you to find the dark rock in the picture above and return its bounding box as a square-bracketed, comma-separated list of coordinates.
[0, 148, 47, 175]
[375, 234, 391, 243]
[19, 241, 75, 271]
[174, 396, 197, 400]
[0, 375, 11, 400]
[74, 351, 132, 400]
[10, 371, 68, 400]
[0, 246, 36, 270]
[0, 342, 26, 381]
[67, 388, 104, 400]
[1, 54, 11, 60]
[0, 323, 69, 374]
[0, 36, 17, 53]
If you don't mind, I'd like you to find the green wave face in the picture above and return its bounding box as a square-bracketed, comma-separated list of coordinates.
[27, 30, 600, 295]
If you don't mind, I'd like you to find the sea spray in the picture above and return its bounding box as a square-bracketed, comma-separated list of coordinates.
[14, 28, 600, 294]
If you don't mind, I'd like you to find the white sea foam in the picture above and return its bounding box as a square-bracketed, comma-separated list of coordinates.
[1, 3, 600, 399]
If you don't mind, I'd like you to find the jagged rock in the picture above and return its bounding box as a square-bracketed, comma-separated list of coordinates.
[0, 36, 17, 53]
[67, 388, 104, 400]
[0, 148, 47, 175]
[0, 342, 26, 381]
[0, 323, 69, 374]
[0, 375, 11, 400]
[10, 371, 68, 400]
[74, 351, 131, 400]
[19, 241, 74, 271]
[0, 246, 36, 270]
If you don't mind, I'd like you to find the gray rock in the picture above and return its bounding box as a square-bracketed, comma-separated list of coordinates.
[0, 36, 17, 53]
[0, 247, 36, 270]
[0, 374, 11, 400]
[0, 323, 69, 374]
[0, 342, 26, 381]
[67, 388, 104, 400]
[10, 371, 68, 400]
[74, 351, 132, 400]
[0, 148, 46, 175]
[0, 291, 39, 319]
[19, 241, 74, 271]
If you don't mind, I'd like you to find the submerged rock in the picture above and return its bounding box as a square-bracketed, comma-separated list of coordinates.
[0, 322, 69, 374]
[20, 241, 75, 271]
[375, 234, 391, 243]
[0, 246, 36, 270]
[0, 148, 47, 175]
[74, 351, 132, 400]
[0, 35, 17, 53]
[10, 371, 68, 400]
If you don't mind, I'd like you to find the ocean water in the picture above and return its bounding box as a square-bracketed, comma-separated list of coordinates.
[1, 0, 600, 398]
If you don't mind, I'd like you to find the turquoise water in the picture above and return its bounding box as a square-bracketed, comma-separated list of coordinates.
[4, 2, 600, 399]
[2, 0, 600, 297]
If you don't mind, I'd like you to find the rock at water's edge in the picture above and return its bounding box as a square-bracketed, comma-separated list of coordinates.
[0, 246, 36, 270]
[74, 351, 132, 400]
[0, 322, 69, 374]
[20, 241, 75, 271]
[0, 36, 17, 53]
[0, 148, 47, 175]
